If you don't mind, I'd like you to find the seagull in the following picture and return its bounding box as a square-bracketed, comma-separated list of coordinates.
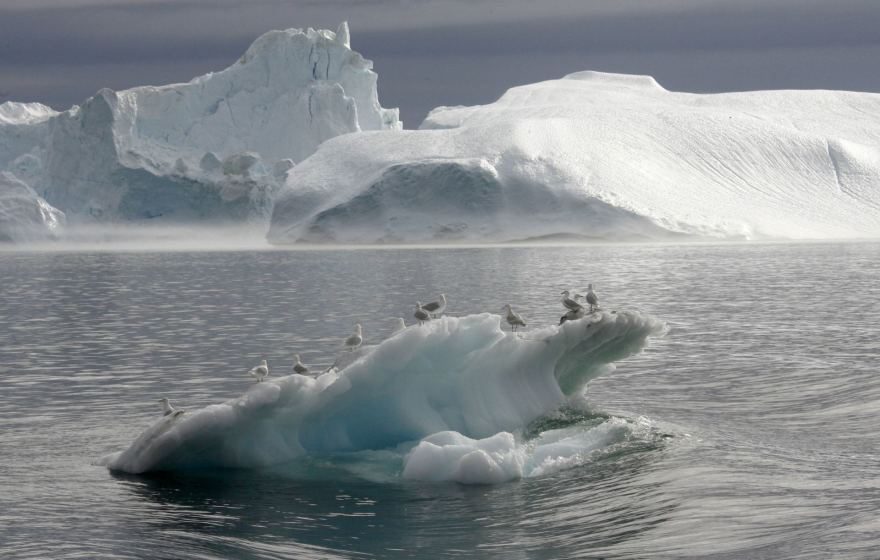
[559, 307, 585, 325]
[421, 293, 447, 318]
[414, 302, 431, 325]
[502, 304, 527, 332]
[561, 290, 583, 312]
[158, 397, 185, 417]
[344, 324, 363, 351]
[585, 284, 599, 312]
[249, 359, 269, 382]
[292, 353, 309, 375]
[393, 317, 407, 333]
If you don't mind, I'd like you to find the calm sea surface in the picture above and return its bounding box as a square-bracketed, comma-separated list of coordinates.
[1, 242, 878, 559]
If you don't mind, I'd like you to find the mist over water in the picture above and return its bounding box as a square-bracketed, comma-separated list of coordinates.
[1, 242, 879, 559]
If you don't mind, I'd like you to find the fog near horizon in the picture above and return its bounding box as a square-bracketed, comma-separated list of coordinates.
[2, 0, 880, 126]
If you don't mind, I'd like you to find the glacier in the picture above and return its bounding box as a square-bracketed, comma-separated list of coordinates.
[0, 23, 399, 231]
[269, 71, 880, 243]
[100, 310, 666, 481]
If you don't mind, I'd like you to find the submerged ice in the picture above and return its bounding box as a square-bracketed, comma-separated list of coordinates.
[402, 418, 635, 484]
[102, 311, 666, 479]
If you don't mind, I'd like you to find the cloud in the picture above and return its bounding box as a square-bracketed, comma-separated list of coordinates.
[1, 0, 879, 126]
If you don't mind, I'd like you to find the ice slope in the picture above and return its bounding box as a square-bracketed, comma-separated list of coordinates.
[0, 102, 57, 126]
[269, 71, 880, 243]
[0, 23, 399, 225]
[0, 171, 65, 242]
[101, 310, 666, 475]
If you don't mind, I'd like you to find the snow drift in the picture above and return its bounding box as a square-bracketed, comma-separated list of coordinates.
[101, 310, 666, 477]
[269, 71, 880, 243]
[0, 23, 399, 228]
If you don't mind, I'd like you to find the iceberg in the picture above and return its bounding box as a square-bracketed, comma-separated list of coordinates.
[0, 23, 399, 228]
[269, 71, 880, 243]
[101, 310, 666, 475]
[0, 171, 65, 242]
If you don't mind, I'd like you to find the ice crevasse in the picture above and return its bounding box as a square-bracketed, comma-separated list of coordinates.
[101, 311, 666, 483]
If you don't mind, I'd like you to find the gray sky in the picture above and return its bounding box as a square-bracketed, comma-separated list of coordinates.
[2, 0, 880, 127]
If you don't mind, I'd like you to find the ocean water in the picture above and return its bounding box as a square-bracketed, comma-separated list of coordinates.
[1, 242, 878, 559]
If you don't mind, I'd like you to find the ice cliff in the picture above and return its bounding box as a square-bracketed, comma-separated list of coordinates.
[269, 71, 880, 243]
[0, 23, 399, 235]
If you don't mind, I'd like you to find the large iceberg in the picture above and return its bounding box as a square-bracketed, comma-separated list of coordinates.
[101, 311, 666, 478]
[0, 23, 399, 227]
[269, 71, 880, 243]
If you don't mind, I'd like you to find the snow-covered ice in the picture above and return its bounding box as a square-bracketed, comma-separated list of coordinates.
[100, 310, 666, 475]
[269, 71, 880, 243]
[0, 23, 399, 227]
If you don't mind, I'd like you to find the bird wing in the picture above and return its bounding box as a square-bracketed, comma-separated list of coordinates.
[422, 301, 440, 312]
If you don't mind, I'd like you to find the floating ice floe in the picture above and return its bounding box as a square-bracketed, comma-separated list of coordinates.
[101, 310, 666, 475]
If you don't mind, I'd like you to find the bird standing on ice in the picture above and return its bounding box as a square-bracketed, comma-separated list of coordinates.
[421, 294, 447, 318]
[158, 397, 185, 417]
[292, 354, 309, 375]
[502, 304, 527, 332]
[585, 284, 599, 312]
[249, 359, 269, 382]
[345, 324, 363, 351]
[561, 290, 583, 312]
[559, 307, 585, 325]
[414, 302, 431, 325]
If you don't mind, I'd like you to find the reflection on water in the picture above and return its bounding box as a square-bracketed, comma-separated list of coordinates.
[110, 437, 672, 559]
[2, 242, 880, 559]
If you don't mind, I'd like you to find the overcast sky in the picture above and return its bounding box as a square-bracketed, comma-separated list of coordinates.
[2, 0, 880, 127]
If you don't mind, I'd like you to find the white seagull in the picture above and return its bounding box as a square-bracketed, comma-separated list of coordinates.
[561, 290, 583, 312]
[585, 284, 599, 312]
[502, 304, 527, 332]
[345, 324, 363, 351]
[414, 302, 431, 325]
[249, 359, 269, 382]
[393, 317, 407, 333]
[158, 397, 185, 417]
[421, 293, 447, 318]
[292, 353, 310, 375]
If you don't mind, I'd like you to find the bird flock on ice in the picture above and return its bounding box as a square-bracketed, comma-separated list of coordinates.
[158, 285, 600, 416]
